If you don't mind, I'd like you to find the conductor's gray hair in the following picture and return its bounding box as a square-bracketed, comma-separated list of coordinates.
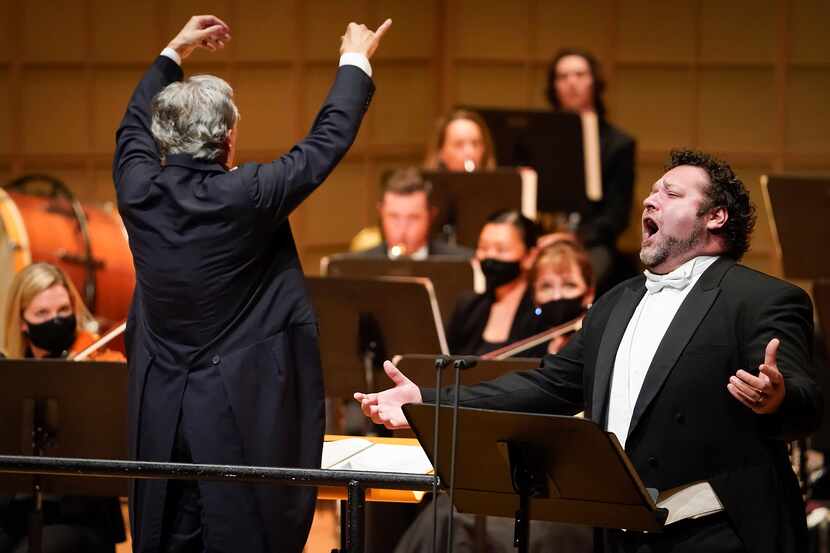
[151, 75, 240, 162]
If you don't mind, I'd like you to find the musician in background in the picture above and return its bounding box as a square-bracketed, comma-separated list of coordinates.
[423, 109, 497, 172]
[527, 240, 595, 355]
[0, 262, 125, 553]
[446, 210, 539, 355]
[1, 262, 123, 361]
[348, 167, 472, 259]
[545, 48, 637, 294]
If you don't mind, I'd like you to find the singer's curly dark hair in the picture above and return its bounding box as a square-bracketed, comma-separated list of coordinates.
[667, 149, 756, 260]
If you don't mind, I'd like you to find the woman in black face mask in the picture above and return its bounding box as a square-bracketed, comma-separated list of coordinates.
[0, 262, 125, 553]
[529, 240, 595, 355]
[446, 210, 540, 355]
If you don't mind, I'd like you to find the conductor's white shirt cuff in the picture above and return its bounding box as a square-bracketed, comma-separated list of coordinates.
[339, 52, 372, 78]
[160, 47, 182, 66]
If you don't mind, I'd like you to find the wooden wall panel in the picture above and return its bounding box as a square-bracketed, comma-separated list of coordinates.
[370, 64, 431, 145]
[370, 0, 437, 60]
[534, 0, 613, 62]
[304, 1, 366, 62]
[700, 0, 778, 64]
[698, 68, 776, 151]
[786, 69, 830, 154]
[614, 67, 695, 151]
[22, 0, 87, 63]
[0, 0, 10, 64]
[92, 69, 143, 154]
[790, 0, 830, 64]
[233, 67, 295, 150]
[91, 1, 159, 63]
[616, 0, 696, 63]
[22, 69, 88, 155]
[234, 0, 297, 62]
[455, 66, 528, 108]
[455, 0, 530, 60]
[0, 71, 9, 155]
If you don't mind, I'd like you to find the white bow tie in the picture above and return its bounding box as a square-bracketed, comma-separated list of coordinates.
[644, 270, 693, 294]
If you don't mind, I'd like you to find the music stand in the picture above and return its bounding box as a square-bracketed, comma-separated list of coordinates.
[0, 359, 128, 553]
[422, 170, 527, 249]
[403, 404, 666, 551]
[464, 107, 587, 215]
[761, 174, 830, 280]
[321, 256, 476, 326]
[305, 276, 449, 399]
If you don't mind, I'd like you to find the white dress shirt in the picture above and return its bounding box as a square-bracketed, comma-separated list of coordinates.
[160, 47, 372, 78]
[607, 255, 719, 447]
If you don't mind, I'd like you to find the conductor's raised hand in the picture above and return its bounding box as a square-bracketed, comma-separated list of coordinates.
[727, 338, 786, 414]
[340, 19, 392, 59]
[353, 360, 421, 429]
[168, 15, 232, 60]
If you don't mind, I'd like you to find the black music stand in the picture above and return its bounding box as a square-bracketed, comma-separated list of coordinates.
[403, 404, 667, 553]
[321, 256, 476, 326]
[0, 359, 128, 553]
[422, 170, 526, 249]
[305, 276, 449, 399]
[464, 107, 586, 215]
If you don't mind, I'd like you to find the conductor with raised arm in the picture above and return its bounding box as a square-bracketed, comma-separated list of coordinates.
[114, 14, 390, 553]
[357, 150, 822, 553]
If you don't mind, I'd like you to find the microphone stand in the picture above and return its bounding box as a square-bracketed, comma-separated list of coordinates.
[446, 357, 476, 553]
[431, 356, 451, 553]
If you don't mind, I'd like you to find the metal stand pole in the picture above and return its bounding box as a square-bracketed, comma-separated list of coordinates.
[344, 480, 366, 553]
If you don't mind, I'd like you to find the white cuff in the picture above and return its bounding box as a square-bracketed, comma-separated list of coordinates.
[160, 47, 182, 66]
[339, 52, 372, 78]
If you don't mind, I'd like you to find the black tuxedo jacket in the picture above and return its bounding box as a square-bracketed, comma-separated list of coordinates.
[422, 258, 821, 552]
[113, 56, 373, 553]
[578, 122, 636, 250]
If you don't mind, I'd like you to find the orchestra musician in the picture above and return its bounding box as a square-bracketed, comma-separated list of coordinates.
[346, 167, 472, 259]
[0, 262, 125, 553]
[423, 109, 497, 173]
[113, 14, 390, 553]
[544, 48, 637, 293]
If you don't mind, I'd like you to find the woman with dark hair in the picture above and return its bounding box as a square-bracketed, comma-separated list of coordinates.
[446, 210, 539, 355]
[544, 48, 637, 294]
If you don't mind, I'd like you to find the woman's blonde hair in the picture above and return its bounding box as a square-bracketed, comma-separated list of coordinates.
[423, 109, 497, 171]
[2, 263, 94, 357]
[530, 240, 595, 290]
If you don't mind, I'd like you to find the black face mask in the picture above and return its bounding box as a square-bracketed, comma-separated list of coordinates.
[532, 297, 585, 329]
[24, 314, 77, 357]
[480, 258, 522, 291]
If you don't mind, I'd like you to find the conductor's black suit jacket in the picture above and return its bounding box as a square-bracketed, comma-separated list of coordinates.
[422, 258, 822, 553]
[114, 56, 373, 553]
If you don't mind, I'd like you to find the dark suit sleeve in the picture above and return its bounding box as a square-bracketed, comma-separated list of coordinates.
[247, 65, 374, 224]
[422, 309, 587, 415]
[579, 137, 636, 248]
[113, 56, 183, 192]
[748, 284, 823, 440]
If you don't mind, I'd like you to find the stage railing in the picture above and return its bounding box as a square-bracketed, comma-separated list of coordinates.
[0, 454, 437, 553]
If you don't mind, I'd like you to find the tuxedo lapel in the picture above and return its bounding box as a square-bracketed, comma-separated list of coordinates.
[625, 258, 734, 440]
[591, 283, 645, 424]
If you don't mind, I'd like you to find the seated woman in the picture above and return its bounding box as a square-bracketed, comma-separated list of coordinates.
[2, 262, 123, 361]
[0, 262, 125, 553]
[424, 109, 497, 172]
[528, 240, 595, 355]
[446, 210, 539, 355]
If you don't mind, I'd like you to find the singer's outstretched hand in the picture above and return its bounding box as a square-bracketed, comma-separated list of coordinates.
[354, 360, 421, 429]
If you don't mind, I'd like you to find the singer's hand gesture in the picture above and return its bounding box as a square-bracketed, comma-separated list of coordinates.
[727, 338, 786, 414]
[354, 360, 421, 429]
